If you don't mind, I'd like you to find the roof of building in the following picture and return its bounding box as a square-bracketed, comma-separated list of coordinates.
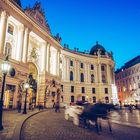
[89, 41, 106, 55]
[12, 0, 22, 7]
[24, 2, 51, 34]
[115, 55, 140, 73]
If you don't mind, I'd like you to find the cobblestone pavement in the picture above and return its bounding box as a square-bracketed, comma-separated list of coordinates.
[21, 109, 140, 140]
[0, 109, 40, 140]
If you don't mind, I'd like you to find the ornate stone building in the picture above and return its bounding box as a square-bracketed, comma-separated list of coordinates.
[0, 0, 118, 109]
[115, 55, 140, 106]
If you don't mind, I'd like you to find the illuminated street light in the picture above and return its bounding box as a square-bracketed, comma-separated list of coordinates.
[0, 57, 11, 130]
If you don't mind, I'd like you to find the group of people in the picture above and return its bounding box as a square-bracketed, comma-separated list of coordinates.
[17, 100, 61, 113]
[17, 101, 35, 113]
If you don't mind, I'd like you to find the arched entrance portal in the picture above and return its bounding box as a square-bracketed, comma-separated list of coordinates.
[28, 62, 38, 106]
[29, 62, 38, 80]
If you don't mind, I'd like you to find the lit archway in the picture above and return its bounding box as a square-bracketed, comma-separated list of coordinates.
[28, 62, 38, 80]
[28, 62, 38, 106]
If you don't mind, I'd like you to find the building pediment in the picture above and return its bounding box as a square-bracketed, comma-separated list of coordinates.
[24, 2, 51, 34]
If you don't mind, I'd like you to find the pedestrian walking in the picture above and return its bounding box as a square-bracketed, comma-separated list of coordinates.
[31, 103, 34, 111]
[53, 102, 55, 108]
[55, 101, 60, 112]
[129, 104, 133, 113]
[29, 102, 32, 110]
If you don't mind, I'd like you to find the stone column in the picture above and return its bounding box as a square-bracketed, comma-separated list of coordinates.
[57, 50, 60, 76]
[64, 56, 67, 81]
[41, 42, 47, 72]
[94, 64, 98, 83]
[87, 64, 90, 83]
[74, 60, 77, 82]
[47, 43, 51, 73]
[107, 64, 111, 84]
[0, 11, 8, 54]
[85, 63, 88, 83]
[16, 24, 24, 61]
[98, 63, 102, 83]
[22, 27, 30, 63]
[77, 61, 80, 82]
[66, 57, 70, 81]
[112, 68, 115, 84]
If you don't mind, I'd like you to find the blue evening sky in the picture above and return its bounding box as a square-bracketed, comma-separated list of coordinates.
[20, 0, 140, 69]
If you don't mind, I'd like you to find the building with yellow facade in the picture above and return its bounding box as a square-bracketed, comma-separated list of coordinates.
[0, 0, 118, 109]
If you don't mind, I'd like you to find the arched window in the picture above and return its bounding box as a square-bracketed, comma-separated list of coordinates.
[70, 71, 73, 81]
[93, 96, 96, 103]
[101, 65, 105, 71]
[91, 74, 95, 83]
[80, 73, 84, 82]
[105, 96, 109, 103]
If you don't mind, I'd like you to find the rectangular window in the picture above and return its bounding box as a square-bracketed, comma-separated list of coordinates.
[92, 88, 95, 94]
[82, 96, 85, 102]
[70, 60, 73, 66]
[80, 63, 84, 68]
[101, 65, 105, 71]
[7, 24, 14, 35]
[81, 87, 85, 93]
[71, 96, 74, 103]
[91, 65, 94, 70]
[61, 85, 63, 92]
[105, 88, 108, 94]
[71, 86, 74, 93]
[138, 83, 140, 88]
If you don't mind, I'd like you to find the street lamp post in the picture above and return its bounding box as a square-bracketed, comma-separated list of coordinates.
[23, 82, 29, 114]
[0, 57, 11, 130]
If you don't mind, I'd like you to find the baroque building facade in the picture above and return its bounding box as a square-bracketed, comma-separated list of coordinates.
[0, 0, 118, 109]
[115, 55, 140, 106]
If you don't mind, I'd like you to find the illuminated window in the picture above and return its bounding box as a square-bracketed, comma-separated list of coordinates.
[105, 96, 109, 103]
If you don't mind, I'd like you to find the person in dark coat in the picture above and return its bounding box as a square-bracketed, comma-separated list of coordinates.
[55, 101, 60, 112]
[17, 101, 22, 113]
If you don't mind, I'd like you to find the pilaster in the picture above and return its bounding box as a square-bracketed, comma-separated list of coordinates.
[16, 24, 25, 61]
[0, 10, 9, 54]
[22, 27, 30, 63]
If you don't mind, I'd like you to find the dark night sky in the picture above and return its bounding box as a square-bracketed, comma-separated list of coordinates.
[20, 0, 140, 69]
